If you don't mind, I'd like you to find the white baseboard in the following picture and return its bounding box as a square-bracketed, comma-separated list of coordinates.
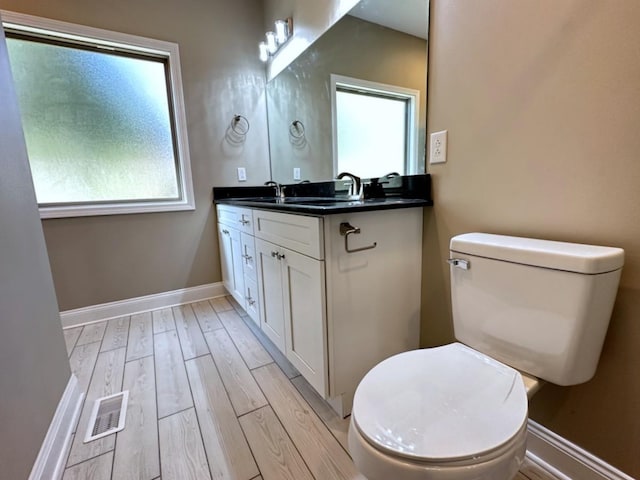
[29, 375, 84, 480]
[60, 282, 226, 329]
[526, 420, 635, 480]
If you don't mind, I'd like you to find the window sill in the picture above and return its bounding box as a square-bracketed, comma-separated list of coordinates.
[39, 199, 196, 219]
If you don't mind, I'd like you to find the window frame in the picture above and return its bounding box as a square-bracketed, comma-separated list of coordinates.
[330, 73, 420, 179]
[1, 10, 195, 219]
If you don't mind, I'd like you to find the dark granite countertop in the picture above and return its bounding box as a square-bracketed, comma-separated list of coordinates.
[212, 174, 433, 215]
[215, 196, 431, 215]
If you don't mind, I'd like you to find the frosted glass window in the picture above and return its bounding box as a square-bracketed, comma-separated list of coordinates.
[336, 89, 408, 179]
[2, 12, 194, 218]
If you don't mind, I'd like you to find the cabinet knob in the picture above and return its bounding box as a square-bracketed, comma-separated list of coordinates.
[222, 229, 229, 235]
[270, 251, 285, 260]
[243, 254, 253, 261]
[239, 218, 250, 225]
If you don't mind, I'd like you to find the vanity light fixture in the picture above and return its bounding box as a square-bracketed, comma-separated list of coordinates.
[259, 17, 293, 62]
[274, 19, 289, 45]
[265, 31, 278, 54]
[259, 42, 268, 62]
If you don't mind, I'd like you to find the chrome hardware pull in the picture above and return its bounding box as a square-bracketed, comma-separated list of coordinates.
[339, 222, 377, 254]
[271, 251, 285, 260]
[447, 258, 470, 270]
[271, 251, 278, 258]
[276, 252, 285, 260]
[242, 254, 253, 261]
[239, 216, 250, 225]
[222, 229, 229, 235]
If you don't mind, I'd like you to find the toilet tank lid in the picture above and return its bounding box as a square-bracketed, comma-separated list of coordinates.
[450, 233, 624, 274]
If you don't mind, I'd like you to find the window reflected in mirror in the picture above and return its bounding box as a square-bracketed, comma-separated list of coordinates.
[333, 76, 419, 178]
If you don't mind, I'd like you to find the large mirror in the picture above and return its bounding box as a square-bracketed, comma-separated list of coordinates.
[266, 0, 429, 184]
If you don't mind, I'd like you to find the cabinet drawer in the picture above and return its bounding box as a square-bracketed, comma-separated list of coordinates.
[253, 209, 323, 260]
[216, 204, 254, 235]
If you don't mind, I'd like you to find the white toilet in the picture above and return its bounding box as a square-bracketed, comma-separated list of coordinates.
[348, 233, 624, 480]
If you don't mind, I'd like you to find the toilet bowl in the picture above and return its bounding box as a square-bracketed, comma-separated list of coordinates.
[348, 343, 528, 480]
[348, 233, 624, 480]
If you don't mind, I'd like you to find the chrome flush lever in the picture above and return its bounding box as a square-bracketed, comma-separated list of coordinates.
[447, 258, 470, 270]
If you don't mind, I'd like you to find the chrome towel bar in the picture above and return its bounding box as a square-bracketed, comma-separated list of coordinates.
[339, 222, 377, 254]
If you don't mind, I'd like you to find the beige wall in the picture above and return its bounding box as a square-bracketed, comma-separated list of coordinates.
[0, 17, 71, 478]
[425, 0, 640, 476]
[0, 0, 271, 310]
[268, 15, 427, 183]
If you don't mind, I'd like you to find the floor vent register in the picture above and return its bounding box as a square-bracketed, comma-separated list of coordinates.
[84, 391, 129, 443]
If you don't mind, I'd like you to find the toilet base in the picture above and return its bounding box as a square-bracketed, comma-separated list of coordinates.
[348, 416, 527, 480]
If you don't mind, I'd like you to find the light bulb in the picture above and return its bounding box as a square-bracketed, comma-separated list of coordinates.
[265, 31, 277, 54]
[275, 20, 289, 45]
[259, 42, 268, 62]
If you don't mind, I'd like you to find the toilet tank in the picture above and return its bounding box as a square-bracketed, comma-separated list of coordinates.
[449, 233, 624, 385]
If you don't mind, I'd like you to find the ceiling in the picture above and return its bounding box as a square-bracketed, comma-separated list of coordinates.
[349, 0, 428, 40]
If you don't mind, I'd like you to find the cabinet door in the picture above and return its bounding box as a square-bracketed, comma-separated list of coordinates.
[241, 232, 258, 282]
[218, 223, 234, 296]
[244, 276, 260, 327]
[282, 248, 328, 397]
[255, 238, 286, 351]
[218, 224, 245, 308]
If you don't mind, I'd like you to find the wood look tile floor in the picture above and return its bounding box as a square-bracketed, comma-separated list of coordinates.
[62, 296, 556, 480]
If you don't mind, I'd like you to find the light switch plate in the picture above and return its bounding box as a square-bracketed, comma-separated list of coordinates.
[430, 130, 448, 164]
[237, 167, 247, 182]
[293, 167, 301, 180]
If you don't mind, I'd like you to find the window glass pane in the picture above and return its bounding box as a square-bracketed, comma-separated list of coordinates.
[6, 36, 179, 205]
[336, 89, 407, 179]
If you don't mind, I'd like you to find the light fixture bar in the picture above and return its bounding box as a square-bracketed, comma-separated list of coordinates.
[259, 17, 293, 62]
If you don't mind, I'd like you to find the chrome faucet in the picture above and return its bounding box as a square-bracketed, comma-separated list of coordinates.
[336, 172, 363, 200]
[264, 180, 285, 199]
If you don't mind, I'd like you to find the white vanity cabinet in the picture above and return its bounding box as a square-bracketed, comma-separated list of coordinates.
[323, 208, 422, 416]
[216, 204, 261, 325]
[241, 234, 260, 325]
[218, 202, 423, 417]
[218, 224, 244, 306]
[253, 209, 328, 396]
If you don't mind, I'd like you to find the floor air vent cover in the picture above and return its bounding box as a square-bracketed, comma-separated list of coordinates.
[84, 390, 129, 443]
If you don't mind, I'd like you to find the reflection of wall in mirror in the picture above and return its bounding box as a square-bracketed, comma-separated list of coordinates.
[267, 14, 427, 183]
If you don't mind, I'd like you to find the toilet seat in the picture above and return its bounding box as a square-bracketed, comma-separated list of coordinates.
[351, 342, 528, 463]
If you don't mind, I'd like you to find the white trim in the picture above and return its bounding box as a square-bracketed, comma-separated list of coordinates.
[526, 420, 635, 480]
[330, 73, 420, 178]
[29, 375, 84, 480]
[60, 282, 226, 328]
[1, 10, 195, 219]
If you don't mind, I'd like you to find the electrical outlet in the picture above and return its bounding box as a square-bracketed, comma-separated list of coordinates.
[430, 130, 448, 164]
[237, 167, 247, 182]
[293, 167, 301, 180]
